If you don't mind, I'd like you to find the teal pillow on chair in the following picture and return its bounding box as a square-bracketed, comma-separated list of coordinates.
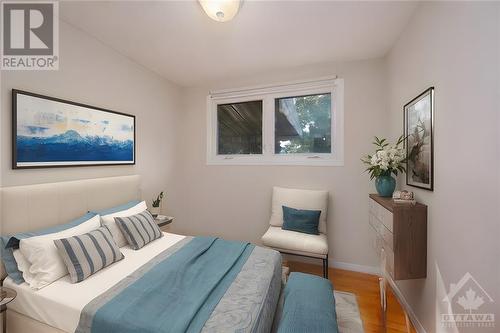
[282, 206, 321, 235]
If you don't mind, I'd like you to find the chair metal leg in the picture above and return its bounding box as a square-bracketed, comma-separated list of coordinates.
[275, 250, 330, 279]
[322, 255, 329, 279]
[326, 256, 329, 279]
[322, 259, 328, 279]
[322, 258, 326, 278]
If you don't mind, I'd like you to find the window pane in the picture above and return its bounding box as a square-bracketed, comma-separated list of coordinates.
[217, 100, 262, 155]
[275, 93, 331, 154]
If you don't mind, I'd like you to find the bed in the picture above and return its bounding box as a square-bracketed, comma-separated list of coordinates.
[0, 176, 282, 333]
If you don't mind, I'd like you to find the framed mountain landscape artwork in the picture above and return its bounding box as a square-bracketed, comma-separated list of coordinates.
[12, 89, 135, 169]
[404, 87, 434, 191]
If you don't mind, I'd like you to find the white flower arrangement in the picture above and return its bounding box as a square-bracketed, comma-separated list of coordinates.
[362, 136, 406, 180]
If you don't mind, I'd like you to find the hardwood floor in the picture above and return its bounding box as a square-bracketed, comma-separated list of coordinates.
[287, 261, 417, 333]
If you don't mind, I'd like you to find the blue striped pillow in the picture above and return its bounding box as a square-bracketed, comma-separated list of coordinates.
[115, 210, 163, 250]
[54, 226, 124, 283]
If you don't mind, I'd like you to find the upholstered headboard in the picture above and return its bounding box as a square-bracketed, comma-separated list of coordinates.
[0, 175, 142, 278]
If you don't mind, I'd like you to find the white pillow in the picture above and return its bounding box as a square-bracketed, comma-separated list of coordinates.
[12, 250, 34, 284]
[19, 214, 101, 290]
[269, 186, 329, 234]
[101, 201, 148, 247]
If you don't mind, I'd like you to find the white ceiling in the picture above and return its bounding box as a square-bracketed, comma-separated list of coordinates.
[60, 1, 418, 87]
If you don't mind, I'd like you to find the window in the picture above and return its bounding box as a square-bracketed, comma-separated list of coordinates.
[207, 78, 344, 166]
[217, 100, 262, 155]
[275, 93, 331, 154]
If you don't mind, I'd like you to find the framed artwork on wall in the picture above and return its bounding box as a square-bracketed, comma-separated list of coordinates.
[404, 87, 434, 191]
[12, 89, 135, 169]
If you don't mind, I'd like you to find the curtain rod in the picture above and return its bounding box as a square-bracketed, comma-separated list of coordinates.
[209, 75, 338, 97]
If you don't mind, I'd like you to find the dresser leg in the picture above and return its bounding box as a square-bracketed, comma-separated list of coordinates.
[379, 277, 387, 333]
[405, 313, 412, 333]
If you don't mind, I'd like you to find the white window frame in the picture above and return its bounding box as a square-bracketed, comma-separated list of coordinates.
[207, 77, 344, 166]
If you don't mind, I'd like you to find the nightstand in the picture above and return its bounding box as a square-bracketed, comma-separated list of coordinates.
[0, 286, 16, 333]
[155, 215, 174, 231]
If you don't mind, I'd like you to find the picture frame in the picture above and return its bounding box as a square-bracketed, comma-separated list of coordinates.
[404, 87, 434, 191]
[12, 89, 136, 169]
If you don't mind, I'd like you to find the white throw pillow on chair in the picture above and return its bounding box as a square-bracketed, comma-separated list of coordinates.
[269, 187, 328, 234]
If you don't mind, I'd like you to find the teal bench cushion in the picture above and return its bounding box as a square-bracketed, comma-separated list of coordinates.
[277, 272, 338, 333]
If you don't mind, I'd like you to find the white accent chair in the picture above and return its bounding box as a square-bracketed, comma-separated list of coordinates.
[261, 187, 329, 278]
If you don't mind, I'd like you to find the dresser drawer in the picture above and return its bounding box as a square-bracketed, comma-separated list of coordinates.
[369, 198, 378, 216]
[369, 198, 393, 232]
[372, 228, 384, 253]
[369, 213, 393, 250]
[385, 247, 395, 280]
[380, 207, 393, 233]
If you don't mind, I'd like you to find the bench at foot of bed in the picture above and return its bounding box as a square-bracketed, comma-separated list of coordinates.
[277, 272, 339, 333]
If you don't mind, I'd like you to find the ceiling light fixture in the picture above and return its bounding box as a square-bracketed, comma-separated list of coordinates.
[199, 0, 242, 23]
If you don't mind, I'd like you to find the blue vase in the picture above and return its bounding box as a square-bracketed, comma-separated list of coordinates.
[375, 174, 396, 197]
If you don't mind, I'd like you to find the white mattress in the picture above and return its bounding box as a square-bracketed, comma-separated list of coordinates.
[4, 232, 186, 333]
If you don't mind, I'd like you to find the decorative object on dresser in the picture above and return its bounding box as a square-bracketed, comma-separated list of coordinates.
[12, 89, 135, 169]
[369, 194, 427, 280]
[151, 191, 164, 217]
[392, 190, 416, 205]
[362, 136, 406, 197]
[404, 87, 434, 191]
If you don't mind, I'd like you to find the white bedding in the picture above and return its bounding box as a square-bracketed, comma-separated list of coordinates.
[4, 232, 186, 333]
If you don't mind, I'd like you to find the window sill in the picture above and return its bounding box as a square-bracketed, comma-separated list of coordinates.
[206, 157, 344, 166]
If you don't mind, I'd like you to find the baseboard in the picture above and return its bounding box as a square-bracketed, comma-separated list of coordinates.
[386, 277, 427, 333]
[330, 260, 380, 276]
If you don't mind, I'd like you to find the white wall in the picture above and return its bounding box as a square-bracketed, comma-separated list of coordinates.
[172, 58, 388, 270]
[0, 20, 184, 333]
[0, 21, 182, 207]
[386, 2, 500, 332]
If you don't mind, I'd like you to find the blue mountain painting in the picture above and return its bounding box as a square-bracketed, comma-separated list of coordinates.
[16, 130, 134, 162]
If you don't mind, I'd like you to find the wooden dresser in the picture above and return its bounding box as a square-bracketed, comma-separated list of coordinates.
[369, 194, 427, 280]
